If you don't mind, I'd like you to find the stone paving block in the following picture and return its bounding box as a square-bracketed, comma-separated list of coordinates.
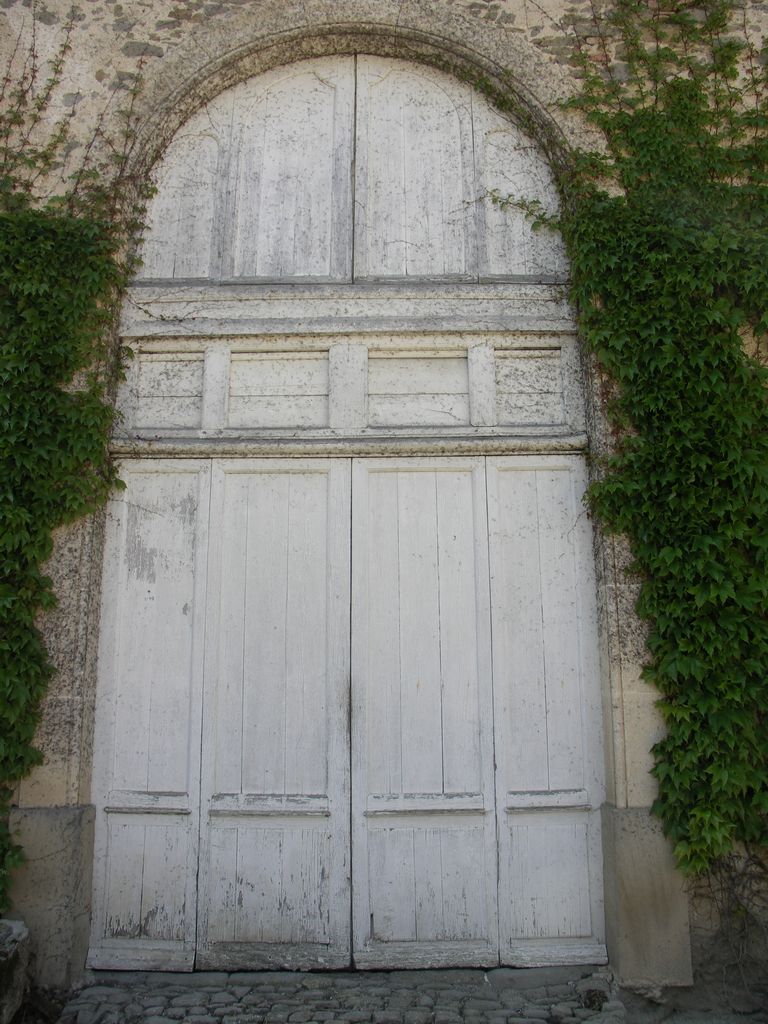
[515, 1009, 549, 1021]
[173, 994, 212, 1007]
[510, 988, 549, 1004]
[550, 1003, 575, 1019]
[209, 992, 238, 1005]
[143, 1016, 175, 1024]
[574, 978, 610, 997]
[434, 992, 471, 1006]
[373, 1012, 403, 1023]
[599, 1002, 624, 1013]
[75, 1010, 100, 1024]
[403, 1010, 432, 1024]
[543, 986, 577, 1001]
[337, 1012, 373, 1022]
[464, 998, 502, 1011]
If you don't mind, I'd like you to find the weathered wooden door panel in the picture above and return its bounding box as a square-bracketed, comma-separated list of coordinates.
[351, 458, 499, 967]
[472, 98, 568, 280]
[88, 461, 211, 970]
[486, 457, 606, 965]
[354, 58, 477, 280]
[224, 59, 355, 281]
[196, 460, 351, 969]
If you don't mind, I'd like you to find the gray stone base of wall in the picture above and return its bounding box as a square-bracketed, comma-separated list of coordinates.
[0, 918, 30, 1024]
[8, 805, 95, 990]
[602, 804, 693, 989]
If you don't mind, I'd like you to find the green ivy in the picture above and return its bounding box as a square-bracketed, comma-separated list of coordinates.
[0, 209, 124, 909]
[0, 8, 143, 909]
[559, 0, 768, 872]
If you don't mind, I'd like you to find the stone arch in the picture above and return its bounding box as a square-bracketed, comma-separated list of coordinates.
[127, 5, 581, 191]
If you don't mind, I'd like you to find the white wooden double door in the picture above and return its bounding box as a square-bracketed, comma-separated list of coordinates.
[90, 456, 605, 971]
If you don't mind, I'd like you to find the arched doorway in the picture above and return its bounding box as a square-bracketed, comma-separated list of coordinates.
[89, 55, 605, 971]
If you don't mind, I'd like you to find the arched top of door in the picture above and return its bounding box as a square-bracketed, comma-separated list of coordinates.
[135, 54, 568, 285]
[120, 37, 585, 455]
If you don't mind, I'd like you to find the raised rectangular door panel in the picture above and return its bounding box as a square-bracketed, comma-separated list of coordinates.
[351, 458, 499, 967]
[227, 352, 330, 428]
[136, 129, 223, 280]
[367, 353, 470, 427]
[486, 456, 606, 965]
[354, 57, 477, 280]
[223, 59, 355, 281]
[472, 97, 568, 280]
[196, 459, 351, 969]
[88, 460, 211, 970]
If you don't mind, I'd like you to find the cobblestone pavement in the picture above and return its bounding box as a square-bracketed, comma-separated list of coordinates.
[57, 967, 627, 1024]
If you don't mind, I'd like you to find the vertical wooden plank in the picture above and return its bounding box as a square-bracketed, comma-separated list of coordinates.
[210, 472, 249, 796]
[205, 826, 238, 944]
[536, 469, 585, 792]
[283, 472, 329, 795]
[139, 823, 188, 940]
[368, 827, 417, 941]
[436, 470, 482, 794]
[439, 827, 488, 940]
[413, 829, 443, 939]
[397, 470, 443, 794]
[329, 343, 368, 430]
[103, 820, 145, 939]
[236, 828, 282, 942]
[361, 468, 403, 796]
[487, 463, 549, 793]
[241, 472, 291, 795]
